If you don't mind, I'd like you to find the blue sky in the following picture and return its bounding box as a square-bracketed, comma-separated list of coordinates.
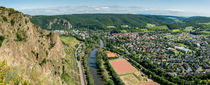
[1, 0, 210, 16]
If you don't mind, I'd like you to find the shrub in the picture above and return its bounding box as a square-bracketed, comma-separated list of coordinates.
[16, 33, 25, 41]
[5, 67, 18, 83]
[2, 16, 7, 22]
[9, 12, 12, 16]
[39, 58, 47, 66]
[0, 6, 6, 8]
[10, 19, 15, 26]
[77, 56, 81, 61]
[46, 33, 51, 38]
[25, 19, 28, 24]
[0, 60, 30, 84]
[61, 72, 71, 84]
[49, 43, 55, 50]
[0, 36, 5, 47]
[15, 30, 27, 41]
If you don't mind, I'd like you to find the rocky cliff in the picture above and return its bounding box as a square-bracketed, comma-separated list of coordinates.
[0, 7, 77, 85]
[47, 18, 72, 29]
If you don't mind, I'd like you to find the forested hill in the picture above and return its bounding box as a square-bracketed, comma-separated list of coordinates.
[30, 14, 177, 30]
[183, 16, 210, 23]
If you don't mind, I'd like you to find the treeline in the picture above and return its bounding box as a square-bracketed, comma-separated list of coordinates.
[179, 73, 210, 85]
[83, 48, 95, 85]
[96, 48, 125, 85]
[96, 48, 115, 85]
[81, 34, 101, 85]
[82, 33, 104, 85]
[83, 54, 94, 85]
[165, 21, 210, 34]
[184, 16, 210, 23]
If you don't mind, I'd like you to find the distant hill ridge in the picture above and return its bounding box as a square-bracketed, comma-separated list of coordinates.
[30, 14, 210, 30]
[30, 14, 177, 30]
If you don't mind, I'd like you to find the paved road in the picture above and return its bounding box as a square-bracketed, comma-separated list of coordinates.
[75, 44, 85, 85]
[77, 60, 85, 85]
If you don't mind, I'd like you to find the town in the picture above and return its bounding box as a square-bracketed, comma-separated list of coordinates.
[69, 29, 210, 85]
[105, 32, 210, 76]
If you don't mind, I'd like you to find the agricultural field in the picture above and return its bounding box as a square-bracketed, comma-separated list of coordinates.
[109, 58, 159, 85]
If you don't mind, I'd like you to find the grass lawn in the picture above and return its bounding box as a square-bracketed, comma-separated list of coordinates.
[175, 43, 188, 48]
[184, 26, 193, 32]
[172, 29, 181, 32]
[60, 36, 80, 48]
[120, 73, 140, 85]
[62, 72, 75, 85]
[200, 30, 210, 34]
[120, 72, 149, 85]
[164, 35, 173, 38]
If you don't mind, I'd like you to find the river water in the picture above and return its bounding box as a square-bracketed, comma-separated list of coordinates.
[87, 39, 105, 85]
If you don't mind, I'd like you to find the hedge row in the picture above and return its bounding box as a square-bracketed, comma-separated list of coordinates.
[96, 49, 115, 85]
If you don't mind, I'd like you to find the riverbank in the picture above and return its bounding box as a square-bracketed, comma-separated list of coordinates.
[87, 39, 105, 85]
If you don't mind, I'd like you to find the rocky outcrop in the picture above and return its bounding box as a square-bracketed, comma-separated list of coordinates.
[0, 7, 69, 85]
[47, 18, 72, 29]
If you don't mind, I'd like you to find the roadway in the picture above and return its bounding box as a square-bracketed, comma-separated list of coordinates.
[75, 44, 85, 85]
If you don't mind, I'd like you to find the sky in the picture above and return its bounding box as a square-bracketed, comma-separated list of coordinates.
[0, 0, 210, 17]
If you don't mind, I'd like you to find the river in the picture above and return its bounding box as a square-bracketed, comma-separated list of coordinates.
[87, 39, 105, 85]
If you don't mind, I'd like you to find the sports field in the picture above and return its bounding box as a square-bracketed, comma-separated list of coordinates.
[106, 51, 117, 58]
[110, 58, 159, 85]
[110, 59, 137, 74]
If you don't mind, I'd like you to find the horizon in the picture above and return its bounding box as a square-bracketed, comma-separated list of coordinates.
[28, 13, 208, 18]
[1, 0, 210, 17]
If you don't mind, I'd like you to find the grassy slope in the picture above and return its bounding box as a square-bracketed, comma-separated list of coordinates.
[60, 36, 81, 85]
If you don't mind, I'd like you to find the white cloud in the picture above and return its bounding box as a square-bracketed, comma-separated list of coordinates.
[94, 6, 109, 11]
[19, 6, 210, 17]
[143, 8, 153, 11]
[165, 9, 185, 12]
